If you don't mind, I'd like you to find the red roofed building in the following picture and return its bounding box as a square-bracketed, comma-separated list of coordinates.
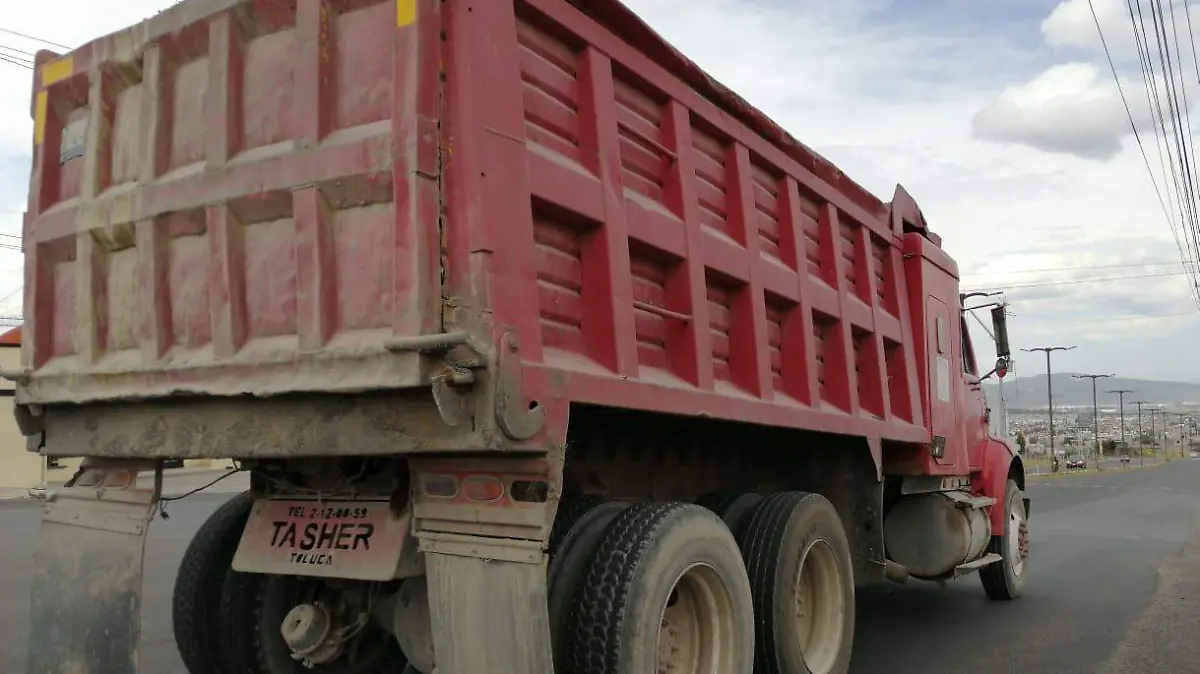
[0, 326, 20, 347]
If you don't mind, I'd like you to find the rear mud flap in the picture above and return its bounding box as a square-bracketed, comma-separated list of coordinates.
[27, 459, 162, 674]
[424, 538, 554, 674]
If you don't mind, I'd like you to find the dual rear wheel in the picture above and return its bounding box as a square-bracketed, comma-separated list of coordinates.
[550, 491, 855, 674]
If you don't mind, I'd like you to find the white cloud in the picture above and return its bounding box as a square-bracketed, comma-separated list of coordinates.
[1043, 0, 1131, 51]
[971, 62, 1141, 160]
[1042, 0, 1198, 55]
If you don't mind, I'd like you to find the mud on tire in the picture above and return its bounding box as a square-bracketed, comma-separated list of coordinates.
[738, 491, 855, 674]
[569, 502, 755, 674]
[172, 491, 256, 674]
[547, 500, 629, 672]
[695, 490, 765, 538]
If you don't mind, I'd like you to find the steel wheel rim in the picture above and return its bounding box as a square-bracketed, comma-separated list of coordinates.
[791, 539, 845, 674]
[655, 562, 737, 674]
[1007, 497, 1027, 577]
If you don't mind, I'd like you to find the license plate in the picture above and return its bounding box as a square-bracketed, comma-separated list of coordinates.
[231, 499, 410, 581]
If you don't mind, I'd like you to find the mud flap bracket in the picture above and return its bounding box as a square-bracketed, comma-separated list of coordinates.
[495, 330, 545, 441]
[27, 458, 162, 674]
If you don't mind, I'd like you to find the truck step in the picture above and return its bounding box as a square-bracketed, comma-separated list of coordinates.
[942, 490, 997, 510]
[953, 553, 1003, 577]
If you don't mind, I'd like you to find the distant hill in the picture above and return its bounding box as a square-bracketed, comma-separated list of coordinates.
[983, 375, 1200, 410]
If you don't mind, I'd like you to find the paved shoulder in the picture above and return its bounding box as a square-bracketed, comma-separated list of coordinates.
[1099, 510, 1200, 674]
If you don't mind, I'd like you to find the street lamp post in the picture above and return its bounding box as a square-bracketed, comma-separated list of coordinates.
[1108, 388, 1135, 456]
[1074, 374, 1113, 469]
[1022, 345, 1077, 463]
[1149, 409, 1159, 459]
[1134, 401, 1147, 465]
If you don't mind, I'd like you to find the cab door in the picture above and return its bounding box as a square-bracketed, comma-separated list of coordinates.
[925, 297, 961, 467]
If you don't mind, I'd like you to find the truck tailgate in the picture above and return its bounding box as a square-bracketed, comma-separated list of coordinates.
[19, 0, 441, 404]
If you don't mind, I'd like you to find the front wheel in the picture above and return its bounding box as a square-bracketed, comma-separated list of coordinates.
[980, 478, 1028, 600]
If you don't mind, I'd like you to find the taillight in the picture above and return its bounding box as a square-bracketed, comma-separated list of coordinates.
[422, 475, 458, 499]
[462, 476, 505, 502]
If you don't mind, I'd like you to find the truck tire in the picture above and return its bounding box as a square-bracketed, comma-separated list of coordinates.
[547, 500, 629, 672]
[738, 492, 854, 674]
[548, 494, 608, 561]
[980, 479, 1027, 601]
[218, 555, 266, 674]
[695, 490, 765, 537]
[569, 502, 754, 674]
[172, 491, 255, 674]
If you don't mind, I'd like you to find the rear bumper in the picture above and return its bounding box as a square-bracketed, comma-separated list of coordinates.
[27, 389, 491, 459]
[14, 337, 425, 406]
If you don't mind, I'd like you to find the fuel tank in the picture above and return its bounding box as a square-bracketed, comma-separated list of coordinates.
[884, 491, 992, 579]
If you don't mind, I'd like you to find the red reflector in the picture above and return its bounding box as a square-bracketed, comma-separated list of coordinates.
[462, 476, 504, 502]
[422, 476, 458, 499]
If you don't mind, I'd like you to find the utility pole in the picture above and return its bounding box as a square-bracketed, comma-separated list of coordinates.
[1184, 413, 1193, 456]
[1022, 346, 1076, 462]
[1134, 401, 1147, 466]
[1073, 374, 1113, 468]
[1178, 414, 1189, 457]
[1108, 388, 1135, 455]
[1149, 409, 1159, 459]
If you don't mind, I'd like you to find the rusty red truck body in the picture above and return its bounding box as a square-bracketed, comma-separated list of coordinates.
[12, 0, 1027, 672]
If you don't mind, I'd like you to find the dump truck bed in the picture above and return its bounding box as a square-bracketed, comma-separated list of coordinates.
[18, 0, 931, 448]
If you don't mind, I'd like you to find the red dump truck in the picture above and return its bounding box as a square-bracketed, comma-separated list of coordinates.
[11, 0, 1028, 672]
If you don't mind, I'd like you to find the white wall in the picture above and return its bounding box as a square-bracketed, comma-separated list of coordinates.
[0, 345, 59, 490]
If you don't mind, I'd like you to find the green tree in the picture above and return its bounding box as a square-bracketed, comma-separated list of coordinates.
[1101, 439, 1118, 453]
[1015, 431, 1027, 455]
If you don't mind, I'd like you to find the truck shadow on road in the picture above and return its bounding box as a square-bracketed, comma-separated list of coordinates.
[850, 582, 1015, 673]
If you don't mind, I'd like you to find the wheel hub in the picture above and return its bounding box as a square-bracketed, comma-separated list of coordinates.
[653, 564, 735, 674]
[1007, 500, 1028, 577]
[281, 602, 343, 665]
[790, 539, 845, 674]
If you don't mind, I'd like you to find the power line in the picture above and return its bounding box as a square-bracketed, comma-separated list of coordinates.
[1158, 0, 1200, 289]
[0, 287, 22, 307]
[1131, 0, 1194, 279]
[963, 259, 1188, 277]
[1010, 310, 1197, 322]
[0, 43, 33, 58]
[1178, 0, 1200, 279]
[1126, 0, 1200, 304]
[1094, 0, 1176, 249]
[0, 27, 70, 51]
[0, 53, 32, 70]
[967, 270, 1190, 292]
[1094, 0, 1200, 306]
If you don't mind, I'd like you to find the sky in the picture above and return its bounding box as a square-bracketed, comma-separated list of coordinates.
[0, 0, 1198, 381]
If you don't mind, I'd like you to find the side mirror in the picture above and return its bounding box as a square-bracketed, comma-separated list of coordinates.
[995, 357, 1008, 379]
[991, 305, 1010, 358]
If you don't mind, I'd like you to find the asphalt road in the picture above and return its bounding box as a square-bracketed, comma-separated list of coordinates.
[1, 461, 1198, 674]
[852, 459, 1200, 674]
